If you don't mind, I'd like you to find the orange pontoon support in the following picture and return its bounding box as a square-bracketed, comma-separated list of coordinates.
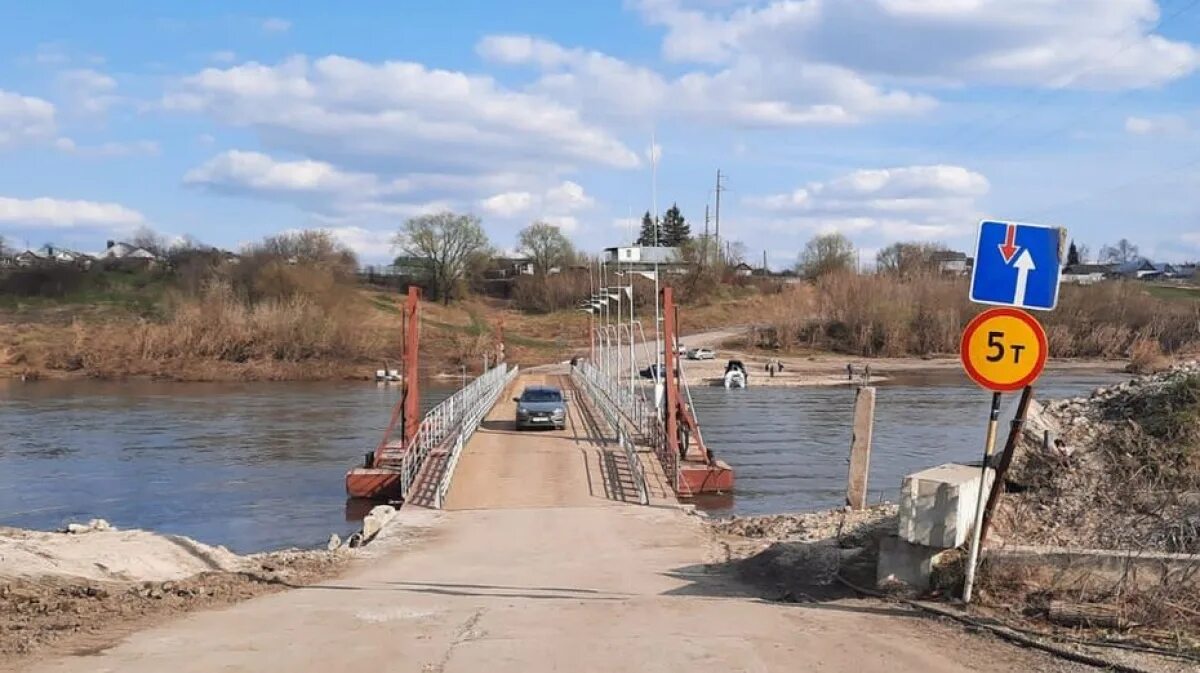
[346, 286, 422, 499]
[662, 286, 734, 495]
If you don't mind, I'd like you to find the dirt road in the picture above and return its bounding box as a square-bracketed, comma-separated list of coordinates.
[15, 372, 1091, 673]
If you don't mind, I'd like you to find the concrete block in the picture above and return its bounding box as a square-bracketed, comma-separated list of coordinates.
[361, 504, 397, 541]
[876, 534, 951, 591]
[898, 463, 994, 549]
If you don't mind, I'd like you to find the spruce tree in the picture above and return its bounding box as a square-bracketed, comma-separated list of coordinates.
[661, 203, 690, 247]
[1067, 240, 1080, 266]
[635, 210, 658, 246]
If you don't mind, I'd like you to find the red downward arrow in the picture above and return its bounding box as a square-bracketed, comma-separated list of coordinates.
[998, 224, 1019, 263]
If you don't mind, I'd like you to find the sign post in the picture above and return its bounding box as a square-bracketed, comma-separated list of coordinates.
[960, 219, 1061, 604]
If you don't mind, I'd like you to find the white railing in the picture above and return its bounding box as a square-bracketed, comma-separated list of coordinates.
[571, 364, 649, 505]
[397, 363, 516, 500]
[433, 364, 519, 508]
[574, 360, 663, 450]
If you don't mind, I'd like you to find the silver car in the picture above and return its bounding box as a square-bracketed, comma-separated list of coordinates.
[513, 385, 567, 430]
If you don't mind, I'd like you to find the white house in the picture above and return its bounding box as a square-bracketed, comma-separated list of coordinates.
[101, 240, 159, 264]
[930, 250, 970, 275]
[1061, 263, 1113, 285]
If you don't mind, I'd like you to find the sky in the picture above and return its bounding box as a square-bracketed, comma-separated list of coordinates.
[0, 0, 1198, 268]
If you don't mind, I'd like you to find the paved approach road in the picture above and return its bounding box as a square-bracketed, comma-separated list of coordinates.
[21, 371, 1089, 673]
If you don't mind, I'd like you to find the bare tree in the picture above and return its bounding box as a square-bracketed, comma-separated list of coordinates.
[517, 221, 575, 275]
[130, 226, 170, 257]
[395, 212, 491, 305]
[1100, 239, 1140, 264]
[798, 233, 856, 279]
[876, 241, 947, 276]
[0, 235, 10, 257]
[258, 230, 357, 274]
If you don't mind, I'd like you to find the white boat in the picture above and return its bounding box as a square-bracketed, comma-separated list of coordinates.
[375, 368, 401, 382]
[723, 360, 747, 389]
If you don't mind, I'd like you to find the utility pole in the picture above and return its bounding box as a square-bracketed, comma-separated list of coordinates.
[762, 249, 767, 275]
[703, 204, 710, 267]
[714, 169, 724, 264]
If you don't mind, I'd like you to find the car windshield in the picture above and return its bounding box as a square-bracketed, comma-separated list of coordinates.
[521, 390, 562, 403]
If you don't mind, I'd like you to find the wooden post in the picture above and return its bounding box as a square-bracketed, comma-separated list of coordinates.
[846, 385, 876, 510]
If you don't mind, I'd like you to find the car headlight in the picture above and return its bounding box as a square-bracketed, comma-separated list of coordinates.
[552, 408, 565, 417]
[517, 407, 529, 416]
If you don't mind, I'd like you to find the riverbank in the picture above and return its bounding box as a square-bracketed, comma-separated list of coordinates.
[0, 521, 352, 667]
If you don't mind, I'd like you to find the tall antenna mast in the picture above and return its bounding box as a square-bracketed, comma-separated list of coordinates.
[714, 169, 725, 263]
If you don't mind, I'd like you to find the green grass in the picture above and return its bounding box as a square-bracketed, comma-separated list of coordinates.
[1144, 284, 1200, 302]
[370, 293, 400, 314]
[0, 271, 170, 317]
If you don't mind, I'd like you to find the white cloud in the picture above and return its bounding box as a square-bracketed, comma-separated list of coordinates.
[544, 180, 594, 211]
[55, 138, 160, 157]
[0, 90, 57, 149]
[636, 0, 1200, 90]
[1124, 114, 1189, 136]
[262, 17, 291, 33]
[57, 69, 119, 114]
[185, 150, 382, 196]
[746, 164, 989, 242]
[479, 34, 934, 127]
[315, 226, 394, 259]
[210, 50, 237, 64]
[480, 191, 534, 217]
[0, 196, 145, 228]
[479, 181, 595, 225]
[162, 55, 640, 176]
[540, 215, 579, 233]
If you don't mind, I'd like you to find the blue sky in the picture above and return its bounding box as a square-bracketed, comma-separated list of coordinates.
[0, 0, 1198, 266]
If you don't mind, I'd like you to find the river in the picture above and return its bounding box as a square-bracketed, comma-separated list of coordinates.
[0, 369, 1125, 553]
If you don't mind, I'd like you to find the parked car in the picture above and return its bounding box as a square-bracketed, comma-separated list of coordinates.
[513, 385, 567, 430]
[639, 363, 666, 380]
[688, 348, 716, 360]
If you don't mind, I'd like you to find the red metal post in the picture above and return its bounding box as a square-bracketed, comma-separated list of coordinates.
[662, 286, 680, 460]
[402, 286, 422, 447]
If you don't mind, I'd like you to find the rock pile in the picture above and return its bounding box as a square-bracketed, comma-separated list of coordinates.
[997, 361, 1200, 553]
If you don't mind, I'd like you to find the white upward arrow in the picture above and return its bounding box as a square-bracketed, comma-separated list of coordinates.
[1013, 249, 1036, 306]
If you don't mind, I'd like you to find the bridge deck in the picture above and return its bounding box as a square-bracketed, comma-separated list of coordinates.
[444, 369, 673, 510]
[18, 370, 1083, 673]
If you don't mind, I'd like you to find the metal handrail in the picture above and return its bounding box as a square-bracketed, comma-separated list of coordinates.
[398, 363, 514, 499]
[434, 364, 519, 508]
[571, 365, 648, 505]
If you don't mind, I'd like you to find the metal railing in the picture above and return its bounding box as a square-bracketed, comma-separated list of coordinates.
[433, 364, 519, 508]
[397, 363, 516, 500]
[571, 364, 649, 505]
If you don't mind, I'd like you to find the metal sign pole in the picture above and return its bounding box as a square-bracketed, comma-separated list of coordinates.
[963, 391, 1002, 604]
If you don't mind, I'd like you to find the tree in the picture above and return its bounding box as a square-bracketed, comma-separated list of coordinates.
[798, 233, 856, 279]
[259, 230, 357, 275]
[517, 221, 575, 275]
[1076, 243, 1091, 264]
[1099, 238, 1140, 264]
[395, 212, 491, 305]
[130, 226, 170, 257]
[876, 241, 947, 276]
[635, 210, 657, 247]
[0, 234, 9, 257]
[1067, 240, 1080, 266]
[660, 203, 691, 247]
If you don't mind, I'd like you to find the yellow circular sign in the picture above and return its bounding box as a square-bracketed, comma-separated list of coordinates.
[960, 308, 1048, 392]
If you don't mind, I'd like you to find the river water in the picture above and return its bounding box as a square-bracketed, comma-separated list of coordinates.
[0, 369, 1125, 553]
[688, 369, 1125, 515]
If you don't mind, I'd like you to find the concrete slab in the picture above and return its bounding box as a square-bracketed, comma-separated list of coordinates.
[877, 534, 951, 591]
[898, 463, 994, 549]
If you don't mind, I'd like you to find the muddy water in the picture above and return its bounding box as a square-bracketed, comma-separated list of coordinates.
[0, 369, 1127, 552]
[689, 369, 1127, 516]
[0, 380, 453, 553]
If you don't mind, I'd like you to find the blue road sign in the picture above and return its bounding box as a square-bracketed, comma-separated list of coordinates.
[969, 220, 1064, 311]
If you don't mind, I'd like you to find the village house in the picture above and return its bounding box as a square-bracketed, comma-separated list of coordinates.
[930, 250, 970, 275]
[1061, 263, 1114, 285]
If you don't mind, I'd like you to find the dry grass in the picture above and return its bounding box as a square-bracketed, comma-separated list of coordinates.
[744, 273, 1200, 359]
